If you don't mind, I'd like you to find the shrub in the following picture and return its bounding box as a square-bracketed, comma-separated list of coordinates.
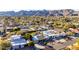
[27, 41, 34, 46]
[22, 33, 32, 40]
[0, 40, 11, 50]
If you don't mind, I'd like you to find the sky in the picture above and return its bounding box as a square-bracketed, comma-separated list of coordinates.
[0, 0, 79, 11]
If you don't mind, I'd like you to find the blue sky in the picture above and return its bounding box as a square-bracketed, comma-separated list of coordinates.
[0, 0, 79, 11]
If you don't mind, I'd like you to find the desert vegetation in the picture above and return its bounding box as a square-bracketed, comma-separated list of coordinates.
[0, 16, 79, 50]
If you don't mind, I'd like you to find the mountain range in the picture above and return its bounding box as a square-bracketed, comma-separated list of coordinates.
[0, 9, 79, 16]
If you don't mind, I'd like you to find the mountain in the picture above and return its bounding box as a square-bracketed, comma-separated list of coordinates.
[0, 9, 79, 16]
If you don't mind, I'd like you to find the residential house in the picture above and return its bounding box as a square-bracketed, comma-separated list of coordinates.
[9, 35, 27, 50]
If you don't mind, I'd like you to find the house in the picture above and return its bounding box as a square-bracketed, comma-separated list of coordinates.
[43, 30, 67, 40]
[43, 30, 60, 38]
[43, 30, 57, 35]
[6, 26, 13, 32]
[32, 30, 67, 43]
[9, 35, 27, 50]
[40, 26, 48, 30]
[69, 28, 79, 33]
[32, 34, 44, 43]
[47, 38, 76, 50]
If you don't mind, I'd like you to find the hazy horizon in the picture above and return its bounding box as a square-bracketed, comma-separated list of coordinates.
[0, 9, 79, 12]
[0, 0, 79, 11]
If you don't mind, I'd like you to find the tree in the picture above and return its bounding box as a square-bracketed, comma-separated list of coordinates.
[12, 27, 20, 32]
[27, 41, 34, 46]
[66, 31, 74, 36]
[22, 33, 32, 40]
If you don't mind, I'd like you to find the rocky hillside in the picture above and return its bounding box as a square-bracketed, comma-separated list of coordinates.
[0, 9, 79, 16]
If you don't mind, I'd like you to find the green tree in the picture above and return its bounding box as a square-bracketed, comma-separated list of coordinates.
[22, 33, 32, 40]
